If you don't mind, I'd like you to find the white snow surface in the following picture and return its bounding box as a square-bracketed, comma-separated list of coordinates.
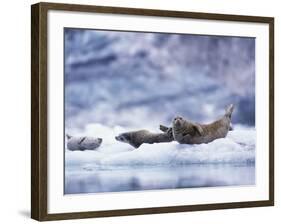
[65, 123, 255, 169]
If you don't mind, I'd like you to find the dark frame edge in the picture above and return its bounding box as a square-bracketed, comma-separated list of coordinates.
[31, 3, 40, 221]
[44, 200, 273, 221]
[268, 17, 274, 205]
[37, 1, 274, 23]
[31, 3, 48, 221]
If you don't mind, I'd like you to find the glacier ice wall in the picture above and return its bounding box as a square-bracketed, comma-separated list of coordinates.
[64, 29, 255, 130]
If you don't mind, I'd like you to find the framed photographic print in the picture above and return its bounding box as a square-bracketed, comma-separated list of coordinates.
[31, 2, 274, 221]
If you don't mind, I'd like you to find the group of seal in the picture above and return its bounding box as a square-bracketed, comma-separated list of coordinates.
[66, 104, 234, 150]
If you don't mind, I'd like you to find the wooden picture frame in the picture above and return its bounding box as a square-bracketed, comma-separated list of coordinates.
[31, 2, 274, 221]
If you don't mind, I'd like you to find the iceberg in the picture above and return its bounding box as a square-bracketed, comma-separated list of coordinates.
[65, 123, 255, 168]
[65, 123, 255, 194]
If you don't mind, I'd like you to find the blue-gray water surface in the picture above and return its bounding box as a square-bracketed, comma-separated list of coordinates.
[65, 163, 255, 194]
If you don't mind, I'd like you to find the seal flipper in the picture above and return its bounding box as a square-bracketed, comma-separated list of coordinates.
[193, 123, 204, 136]
[78, 137, 86, 145]
[159, 125, 169, 132]
[182, 123, 203, 137]
[129, 142, 142, 149]
[225, 104, 234, 119]
[182, 131, 191, 137]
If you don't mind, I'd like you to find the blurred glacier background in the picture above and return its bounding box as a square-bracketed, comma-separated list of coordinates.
[64, 28, 255, 130]
[64, 28, 255, 194]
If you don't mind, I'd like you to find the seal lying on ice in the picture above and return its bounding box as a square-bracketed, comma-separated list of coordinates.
[115, 129, 174, 149]
[115, 104, 234, 148]
[172, 104, 234, 144]
[66, 134, 102, 151]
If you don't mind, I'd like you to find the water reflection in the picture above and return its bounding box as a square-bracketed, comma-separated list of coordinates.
[65, 163, 255, 194]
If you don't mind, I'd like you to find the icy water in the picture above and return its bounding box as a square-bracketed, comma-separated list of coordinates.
[64, 124, 256, 194]
[65, 163, 255, 194]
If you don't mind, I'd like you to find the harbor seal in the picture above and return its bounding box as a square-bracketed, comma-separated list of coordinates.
[66, 134, 102, 151]
[172, 104, 234, 144]
[115, 129, 174, 149]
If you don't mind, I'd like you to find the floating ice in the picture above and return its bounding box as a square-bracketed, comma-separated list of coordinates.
[65, 123, 255, 169]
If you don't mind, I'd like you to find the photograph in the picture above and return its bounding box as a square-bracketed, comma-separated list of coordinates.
[64, 28, 256, 194]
